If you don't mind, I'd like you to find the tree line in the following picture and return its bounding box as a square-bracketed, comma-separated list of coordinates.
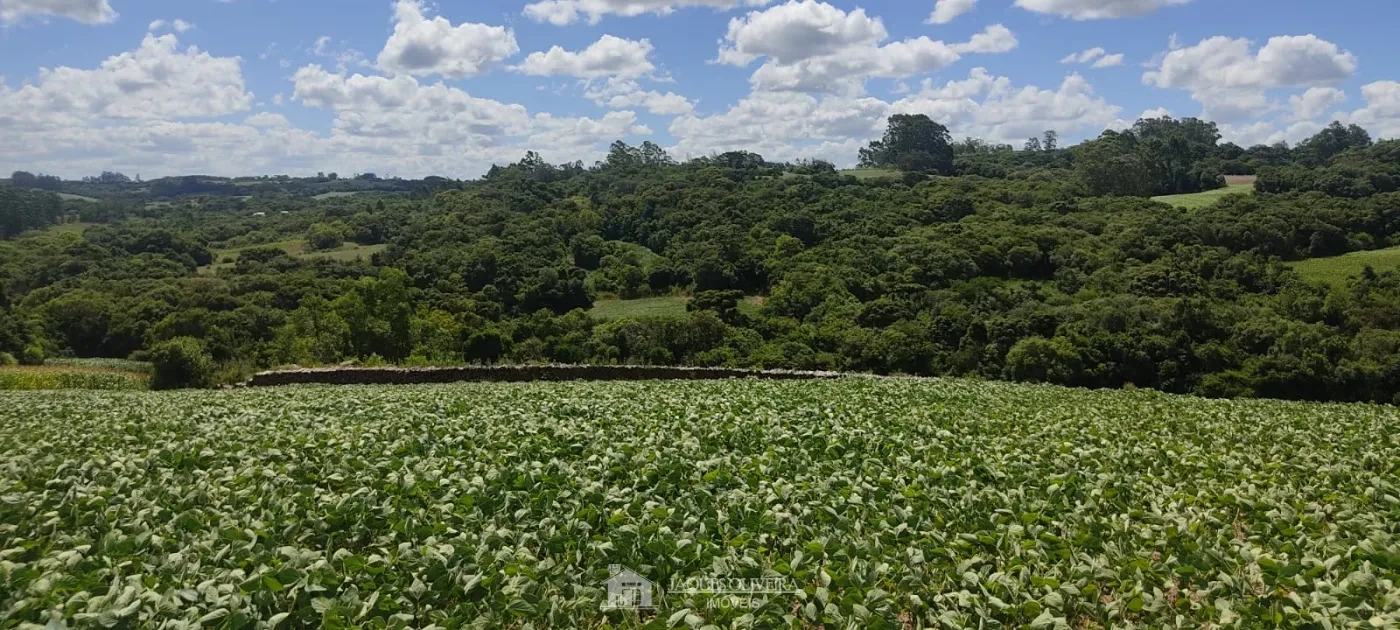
[2, 116, 1400, 401]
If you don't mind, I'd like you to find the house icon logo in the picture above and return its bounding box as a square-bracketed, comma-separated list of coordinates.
[602, 564, 654, 610]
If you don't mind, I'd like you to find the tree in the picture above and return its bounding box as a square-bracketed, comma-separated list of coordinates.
[1297, 121, 1372, 165]
[858, 114, 955, 175]
[1042, 130, 1059, 151]
[307, 222, 348, 250]
[1074, 131, 1154, 197]
[148, 337, 216, 390]
[1023, 137, 1042, 152]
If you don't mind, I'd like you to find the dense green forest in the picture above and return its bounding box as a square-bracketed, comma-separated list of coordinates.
[3, 115, 1400, 402]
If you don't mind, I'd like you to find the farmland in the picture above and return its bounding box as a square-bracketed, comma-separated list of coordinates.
[1289, 246, 1400, 286]
[0, 361, 149, 391]
[1151, 179, 1254, 210]
[2, 379, 1398, 627]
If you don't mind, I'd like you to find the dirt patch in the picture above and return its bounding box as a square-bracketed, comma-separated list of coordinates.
[1224, 175, 1257, 186]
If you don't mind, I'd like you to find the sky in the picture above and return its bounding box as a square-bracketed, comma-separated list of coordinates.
[2, 0, 1399, 180]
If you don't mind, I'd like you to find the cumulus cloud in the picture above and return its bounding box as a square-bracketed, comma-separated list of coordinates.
[1143, 34, 1357, 122]
[243, 112, 291, 128]
[1015, 0, 1193, 20]
[514, 35, 656, 79]
[927, 0, 977, 24]
[523, 0, 774, 26]
[376, 0, 518, 79]
[718, 2, 1016, 94]
[717, 0, 887, 66]
[0, 34, 252, 127]
[950, 24, 1018, 54]
[584, 78, 695, 115]
[0, 0, 115, 24]
[1289, 87, 1345, 121]
[290, 64, 651, 160]
[1337, 81, 1400, 138]
[668, 67, 1120, 165]
[1219, 119, 1325, 147]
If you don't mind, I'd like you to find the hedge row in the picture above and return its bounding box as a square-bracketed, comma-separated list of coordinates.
[247, 364, 845, 387]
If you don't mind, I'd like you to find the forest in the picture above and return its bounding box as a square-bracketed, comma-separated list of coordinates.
[3, 115, 1400, 402]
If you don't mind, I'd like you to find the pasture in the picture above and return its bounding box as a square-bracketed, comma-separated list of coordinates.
[1289, 246, 1400, 286]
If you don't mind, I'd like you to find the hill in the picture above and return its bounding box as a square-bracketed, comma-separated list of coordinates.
[3, 377, 1396, 627]
[5, 122, 1400, 404]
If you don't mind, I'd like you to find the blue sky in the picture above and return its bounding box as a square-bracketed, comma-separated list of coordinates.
[2, 0, 1398, 179]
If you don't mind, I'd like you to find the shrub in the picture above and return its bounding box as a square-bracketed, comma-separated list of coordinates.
[19, 344, 44, 366]
[0, 352, 16, 366]
[148, 337, 216, 390]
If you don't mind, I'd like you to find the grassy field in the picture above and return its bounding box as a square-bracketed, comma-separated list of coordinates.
[1289, 246, 1400, 286]
[1152, 180, 1255, 209]
[312, 191, 364, 200]
[0, 364, 148, 390]
[201, 240, 387, 272]
[55, 192, 98, 203]
[839, 167, 902, 180]
[1, 378, 1397, 627]
[589, 295, 765, 319]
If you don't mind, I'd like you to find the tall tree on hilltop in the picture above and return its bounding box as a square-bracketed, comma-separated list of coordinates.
[859, 114, 955, 175]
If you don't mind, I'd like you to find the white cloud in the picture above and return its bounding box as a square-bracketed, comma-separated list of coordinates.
[1061, 47, 1123, 68]
[1143, 34, 1357, 122]
[585, 78, 695, 115]
[1144, 35, 1356, 92]
[514, 35, 656, 79]
[717, 0, 887, 67]
[0, 34, 251, 127]
[523, 0, 774, 26]
[891, 69, 1122, 144]
[0, 0, 115, 24]
[1289, 87, 1345, 121]
[148, 18, 194, 33]
[668, 67, 1120, 165]
[719, 2, 1016, 94]
[376, 0, 518, 79]
[1337, 81, 1400, 138]
[244, 112, 291, 128]
[1219, 119, 1324, 147]
[530, 111, 651, 149]
[1061, 47, 1105, 64]
[1015, 0, 1193, 20]
[312, 36, 368, 72]
[927, 0, 977, 24]
[1091, 54, 1124, 68]
[950, 24, 1018, 54]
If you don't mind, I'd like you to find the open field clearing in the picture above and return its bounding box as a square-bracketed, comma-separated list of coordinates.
[1152, 180, 1255, 210]
[839, 167, 902, 180]
[201, 241, 386, 273]
[2, 379, 1398, 627]
[1289, 246, 1400, 286]
[590, 296, 765, 320]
